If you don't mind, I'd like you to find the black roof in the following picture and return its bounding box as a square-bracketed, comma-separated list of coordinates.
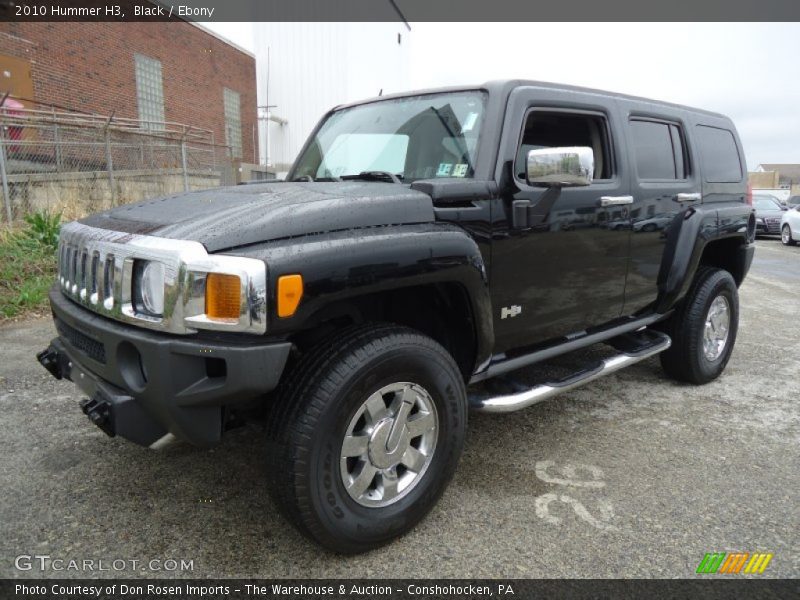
[336, 79, 727, 119]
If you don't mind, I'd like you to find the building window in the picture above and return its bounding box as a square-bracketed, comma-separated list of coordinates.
[223, 87, 242, 159]
[134, 54, 164, 130]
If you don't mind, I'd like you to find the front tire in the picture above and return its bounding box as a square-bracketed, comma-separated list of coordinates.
[658, 267, 739, 384]
[782, 224, 797, 246]
[266, 324, 467, 553]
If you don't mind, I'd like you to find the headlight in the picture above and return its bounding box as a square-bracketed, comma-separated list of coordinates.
[136, 260, 165, 316]
[756, 217, 764, 224]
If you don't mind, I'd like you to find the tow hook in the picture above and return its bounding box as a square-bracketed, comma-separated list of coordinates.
[79, 395, 115, 437]
[36, 347, 63, 380]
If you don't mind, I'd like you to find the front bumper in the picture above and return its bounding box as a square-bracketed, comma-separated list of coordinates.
[756, 219, 781, 235]
[39, 287, 292, 447]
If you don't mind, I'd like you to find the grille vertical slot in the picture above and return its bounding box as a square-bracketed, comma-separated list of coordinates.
[103, 255, 115, 307]
[61, 245, 71, 288]
[90, 252, 100, 303]
[58, 244, 65, 284]
[69, 246, 78, 291]
[79, 250, 88, 299]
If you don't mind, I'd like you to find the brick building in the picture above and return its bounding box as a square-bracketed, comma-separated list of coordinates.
[0, 21, 257, 162]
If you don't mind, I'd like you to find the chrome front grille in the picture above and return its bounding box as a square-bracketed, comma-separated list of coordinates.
[56, 221, 267, 335]
[58, 236, 116, 310]
[764, 217, 781, 233]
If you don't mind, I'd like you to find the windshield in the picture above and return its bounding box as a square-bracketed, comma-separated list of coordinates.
[753, 196, 780, 210]
[290, 91, 487, 182]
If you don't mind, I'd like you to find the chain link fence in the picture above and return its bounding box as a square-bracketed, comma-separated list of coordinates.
[0, 99, 238, 223]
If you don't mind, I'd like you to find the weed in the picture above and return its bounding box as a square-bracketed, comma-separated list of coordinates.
[0, 216, 59, 321]
[23, 209, 62, 248]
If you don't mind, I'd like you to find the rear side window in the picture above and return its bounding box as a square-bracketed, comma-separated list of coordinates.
[695, 125, 742, 183]
[629, 119, 687, 180]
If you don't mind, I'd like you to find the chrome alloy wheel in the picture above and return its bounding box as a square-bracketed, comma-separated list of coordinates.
[703, 295, 731, 361]
[782, 225, 792, 245]
[340, 382, 439, 508]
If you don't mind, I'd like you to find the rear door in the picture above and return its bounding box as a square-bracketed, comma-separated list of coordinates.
[616, 101, 698, 314]
[691, 118, 749, 237]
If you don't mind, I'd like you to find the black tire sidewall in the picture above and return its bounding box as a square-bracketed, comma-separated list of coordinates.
[686, 271, 739, 382]
[306, 341, 466, 551]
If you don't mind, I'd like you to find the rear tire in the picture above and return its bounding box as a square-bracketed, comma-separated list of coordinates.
[782, 224, 797, 246]
[266, 323, 467, 554]
[658, 267, 739, 384]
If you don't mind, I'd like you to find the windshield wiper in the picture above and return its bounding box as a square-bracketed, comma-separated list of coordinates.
[342, 171, 403, 184]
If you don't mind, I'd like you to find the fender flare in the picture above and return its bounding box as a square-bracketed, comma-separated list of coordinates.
[235, 223, 495, 372]
[655, 205, 750, 313]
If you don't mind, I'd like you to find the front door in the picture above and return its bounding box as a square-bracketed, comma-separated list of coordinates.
[490, 90, 631, 354]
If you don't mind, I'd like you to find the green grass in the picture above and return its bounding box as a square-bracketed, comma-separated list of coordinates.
[0, 225, 58, 322]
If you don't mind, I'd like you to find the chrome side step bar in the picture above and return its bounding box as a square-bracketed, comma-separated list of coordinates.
[469, 330, 671, 414]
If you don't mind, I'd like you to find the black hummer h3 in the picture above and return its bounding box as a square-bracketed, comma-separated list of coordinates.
[38, 80, 755, 553]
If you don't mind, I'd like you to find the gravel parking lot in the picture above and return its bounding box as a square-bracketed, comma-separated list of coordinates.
[1, 239, 798, 579]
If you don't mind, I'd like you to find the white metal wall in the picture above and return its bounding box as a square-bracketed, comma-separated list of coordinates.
[254, 22, 411, 176]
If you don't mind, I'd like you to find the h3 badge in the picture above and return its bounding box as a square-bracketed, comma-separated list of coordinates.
[501, 305, 522, 319]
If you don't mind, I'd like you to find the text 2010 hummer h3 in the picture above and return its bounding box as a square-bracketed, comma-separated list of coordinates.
[38, 80, 755, 553]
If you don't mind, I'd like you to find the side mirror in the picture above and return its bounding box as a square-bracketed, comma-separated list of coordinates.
[527, 146, 594, 187]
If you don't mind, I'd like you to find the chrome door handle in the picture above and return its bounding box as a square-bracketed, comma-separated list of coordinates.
[599, 195, 634, 207]
[676, 192, 702, 202]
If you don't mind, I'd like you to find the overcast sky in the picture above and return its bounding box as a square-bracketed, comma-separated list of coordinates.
[206, 22, 799, 170]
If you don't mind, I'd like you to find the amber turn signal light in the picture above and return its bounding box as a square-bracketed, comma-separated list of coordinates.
[205, 273, 241, 320]
[277, 274, 303, 318]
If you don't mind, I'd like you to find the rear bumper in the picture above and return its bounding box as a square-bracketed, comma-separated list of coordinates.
[39, 286, 292, 447]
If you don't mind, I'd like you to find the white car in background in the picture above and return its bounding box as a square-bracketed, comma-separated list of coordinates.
[781, 205, 800, 246]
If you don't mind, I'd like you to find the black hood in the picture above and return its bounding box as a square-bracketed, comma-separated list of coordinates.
[80, 181, 435, 252]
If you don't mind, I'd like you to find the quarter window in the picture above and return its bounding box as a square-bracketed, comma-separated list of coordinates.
[516, 111, 613, 181]
[224, 88, 243, 159]
[629, 119, 687, 180]
[134, 54, 164, 130]
[695, 125, 742, 183]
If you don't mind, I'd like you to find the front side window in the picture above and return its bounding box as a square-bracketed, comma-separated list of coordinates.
[134, 54, 164, 130]
[291, 91, 486, 182]
[515, 111, 613, 181]
[223, 88, 242, 159]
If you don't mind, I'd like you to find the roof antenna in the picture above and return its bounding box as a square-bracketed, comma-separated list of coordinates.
[378, 89, 383, 96]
